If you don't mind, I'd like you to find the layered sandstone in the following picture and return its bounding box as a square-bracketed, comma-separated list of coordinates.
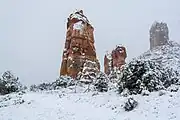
[104, 45, 127, 75]
[60, 10, 100, 78]
[150, 22, 169, 49]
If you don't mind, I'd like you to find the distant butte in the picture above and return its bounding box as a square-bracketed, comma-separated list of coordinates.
[150, 21, 169, 49]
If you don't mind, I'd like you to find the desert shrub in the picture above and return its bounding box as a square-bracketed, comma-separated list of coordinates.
[94, 72, 109, 92]
[0, 71, 23, 95]
[118, 60, 178, 95]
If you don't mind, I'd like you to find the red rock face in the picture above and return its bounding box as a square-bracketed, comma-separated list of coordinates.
[112, 46, 127, 68]
[104, 45, 127, 75]
[60, 10, 100, 78]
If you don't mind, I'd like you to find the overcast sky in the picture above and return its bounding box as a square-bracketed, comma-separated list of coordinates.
[0, 0, 180, 85]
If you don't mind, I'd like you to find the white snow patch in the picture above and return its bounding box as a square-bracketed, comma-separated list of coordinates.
[73, 21, 84, 31]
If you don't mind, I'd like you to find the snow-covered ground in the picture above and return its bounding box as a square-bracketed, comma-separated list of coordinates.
[1, 41, 180, 120]
[0, 87, 180, 120]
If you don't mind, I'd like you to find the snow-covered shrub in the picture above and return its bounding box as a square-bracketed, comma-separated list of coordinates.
[78, 60, 99, 84]
[30, 82, 54, 92]
[0, 71, 23, 95]
[52, 76, 75, 89]
[30, 83, 52, 91]
[124, 97, 138, 111]
[38, 83, 52, 91]
[94, 72, 109, 92]
[108, 68, 119, 82]
[118, 60, 178, 95]
[167, 84, 179, 92]
[0, 94, 25, 108]
[29, 84, 38, 92]
[30, 76, 75, 92]
[163, 68, 179, 88]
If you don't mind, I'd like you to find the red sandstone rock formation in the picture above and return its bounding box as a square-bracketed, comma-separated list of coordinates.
[104, 45, 127, 75]
[60, 10, 100, 78]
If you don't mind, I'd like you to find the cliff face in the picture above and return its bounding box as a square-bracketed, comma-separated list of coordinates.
[150, 22, 169, 49]
[104, 45, 127, 75]
[60, 10, 100, 78]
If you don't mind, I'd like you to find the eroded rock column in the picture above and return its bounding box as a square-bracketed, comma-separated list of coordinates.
[104, 45, 127, 75]
[150, 22, 169, 49]
[60, 10, 100, 78]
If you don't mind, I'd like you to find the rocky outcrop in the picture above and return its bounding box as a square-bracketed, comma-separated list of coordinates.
[104, 45, 127, 75]
[60, 10, 100, 78]
[138, 40, 180, 77]
[150, 21, 169, 49]
[137, 23, 180, 84]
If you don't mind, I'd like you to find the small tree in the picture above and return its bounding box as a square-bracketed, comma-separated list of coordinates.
[0, 71, 22, 95]
[94, 72, 109, 92]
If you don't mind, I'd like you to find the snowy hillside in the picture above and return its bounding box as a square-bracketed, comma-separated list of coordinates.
[138, 41, 180, 73]
[0, 86, 180, 120]
[1, 41, 180, 120]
